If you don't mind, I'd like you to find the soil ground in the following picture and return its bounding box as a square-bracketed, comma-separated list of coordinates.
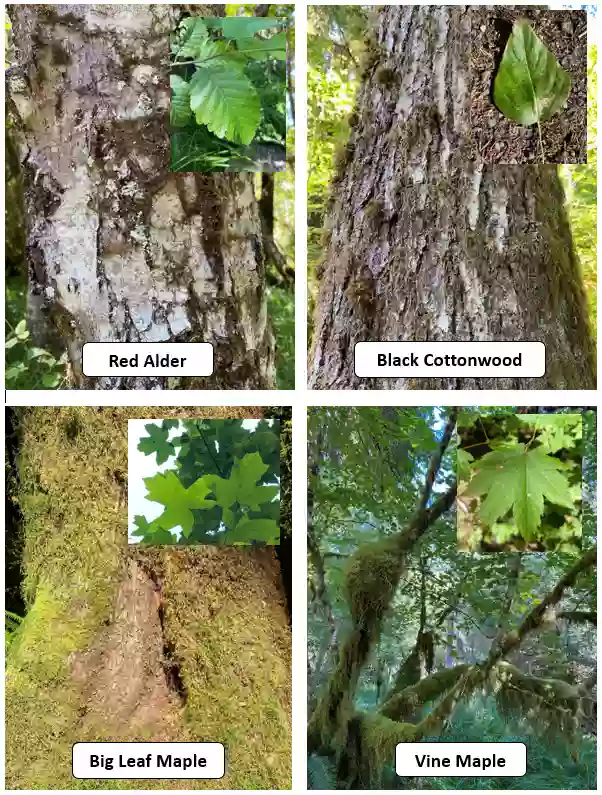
[5, 407, 291, 790]
[470, 7, 587, 164]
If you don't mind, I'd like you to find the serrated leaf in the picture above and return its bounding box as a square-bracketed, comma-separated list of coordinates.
[188, 36, 232, 68]
[143, 471, 215, 535]
[517, 413, 582, 453]
[464, 443, 575, 542]
[211, 452, 280, 527]
[493, 20, 571, 126]
[189, 64, 260, 145]
[170, 74, 193, 127]
[132, 515, 176, 545]
[173, 17, 209, 59]
[237, 30, 287, 61]
[137, 422, 175, 465]
[132, 515, 153, 536]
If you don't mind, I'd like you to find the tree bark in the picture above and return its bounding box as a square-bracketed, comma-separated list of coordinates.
[7, 3, 274, 389]
[309, 6, 595, 390]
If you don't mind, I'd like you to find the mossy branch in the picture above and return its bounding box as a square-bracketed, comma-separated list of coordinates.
[380, 664, 470, 722]
[557, 609, 597, 625]
[412, 546, 597, 739]
[308, 411, 458, 755]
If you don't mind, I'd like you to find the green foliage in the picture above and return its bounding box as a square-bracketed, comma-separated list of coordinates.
[5, 610, 23, 651]
[459, 413, 582, 552]
[417, 698, 595, 790]
[560, 45, 597, 335]
[309, 407, 596, 790]
[5, 317, 66, 389]
[170, 15, 287, 171]
[267, 285, 294, 388]
[494, 21, 571, 127]
[134, 419, 280, 545]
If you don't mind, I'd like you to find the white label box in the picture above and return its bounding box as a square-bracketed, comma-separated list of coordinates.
[82, 342, 213, 377]
[396, 742, 527, 777]
[355, 341, 545, 378]
[72, 742, 225, 779]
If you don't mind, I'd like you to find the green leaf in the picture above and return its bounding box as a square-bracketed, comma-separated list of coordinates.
[132, 515, 153, 536]
[457, 448, 474, 481]
[173, 17, 209, 59]
[464, 443, 575, 542]
[170, 74, 193, 127]
[228, 516, 279, 544]
[6, 364, 27, 381]
[137, 422, 175, 465]
[41, 372, 61, 388]
[143, 471, 215, 536]
[14, 319, 29, 340]
[517, 414, 582, 454]
[219, 17, 282, 40]
[189, 64, 260, 145]
[493, 20, 571, 126]
[211, 452, 280, 528]
[237, 30, 287, 61]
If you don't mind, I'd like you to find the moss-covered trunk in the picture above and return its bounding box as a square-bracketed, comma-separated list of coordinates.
[7, 4, 274, 389]
[309, 5, 595, 390]
[6, 407, 291, 790]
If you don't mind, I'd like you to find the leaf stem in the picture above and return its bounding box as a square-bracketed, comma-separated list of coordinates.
[536, 120, 545, 164]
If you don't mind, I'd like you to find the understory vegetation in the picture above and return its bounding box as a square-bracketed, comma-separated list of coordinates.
[308, 407, 597, 790]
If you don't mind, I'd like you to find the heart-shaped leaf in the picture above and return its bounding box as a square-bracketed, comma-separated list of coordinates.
[493, 20, 571, 126]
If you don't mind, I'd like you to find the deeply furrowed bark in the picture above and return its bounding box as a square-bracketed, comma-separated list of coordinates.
[8, 3, 274, 389]
[309, 6, 595, 390]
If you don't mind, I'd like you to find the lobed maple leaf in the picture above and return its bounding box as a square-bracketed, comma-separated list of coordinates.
[463, 442, 574, 542]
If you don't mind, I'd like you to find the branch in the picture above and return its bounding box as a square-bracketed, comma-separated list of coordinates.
[418, 408, 457, 512]
[413, 547, 597, 739]
[492, 546, 597, 667]
[557, 609, 597, 625]
[380, 665, 470, 722]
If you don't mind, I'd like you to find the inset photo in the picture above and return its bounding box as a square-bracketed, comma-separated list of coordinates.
[128, 418, 281, 545]
[457, 411, 583, 553]
[470, 7, 587, 164]
[6, 407, 291, 790]
[170, 15, 291, 172]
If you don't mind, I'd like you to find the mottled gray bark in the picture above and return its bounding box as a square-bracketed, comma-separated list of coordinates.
[8, 3, 274, 389]
[309, 6, 595, 390]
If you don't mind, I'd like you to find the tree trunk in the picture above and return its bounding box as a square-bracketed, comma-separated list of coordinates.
[309, 6, 595, 390]
[8, 4, 274, 389]
[6, 407, 291, 789]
